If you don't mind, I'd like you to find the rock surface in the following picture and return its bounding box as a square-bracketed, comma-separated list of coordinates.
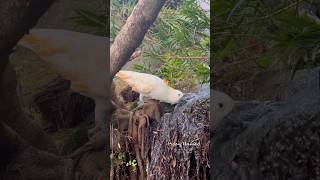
[213, 67, 320, 179]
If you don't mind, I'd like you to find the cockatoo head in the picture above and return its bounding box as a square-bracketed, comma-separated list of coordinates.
[168, 89, 184, 104]
[212, 90, 234, 123]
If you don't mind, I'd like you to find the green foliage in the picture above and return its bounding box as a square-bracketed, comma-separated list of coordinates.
[135, 0, 210, 89]
[110, 152, 137, 172]
[149, 0, 209, 53]
[71, 8, 107, 29]
[110, 0, 136, 41]
[213, 0, 320, 79]
[157, 52, 209, 87]
[268, 11, 320, 77]
[117, 152, 125, 161]
[213, 38, 236, 62]
[70, 6, 108, 36]
[110, 0, 210, 89]
[72, 0, 210, 89]
[257, 57, 272, 68]
[125, 159, 137, 172]
[133, 48, 210, 89]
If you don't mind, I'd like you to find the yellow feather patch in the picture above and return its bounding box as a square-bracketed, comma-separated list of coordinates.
[131, 84, 139, 92]
[163, 79, 169, 87]
[140, 84, 153, 94]
[62, 70, 93, 95]
[23, 34, 67, 57]
[115, 71, 130, 80]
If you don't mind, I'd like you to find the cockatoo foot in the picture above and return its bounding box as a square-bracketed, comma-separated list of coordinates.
[135, 103, 144, 110]
[136, 94, 145, 108]
[137, 100, 144, 106]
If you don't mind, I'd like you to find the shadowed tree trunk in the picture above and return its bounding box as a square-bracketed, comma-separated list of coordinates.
[0, 0, 57, 156]
[0, 0, 56, 78]
[109, 0, 166, 178]
[0, 1, 79, 180]
[1, 63, 58, 153]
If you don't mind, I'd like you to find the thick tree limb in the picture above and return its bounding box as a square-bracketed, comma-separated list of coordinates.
[0, 0, 57, 155]
[0, 0, 56, 80]
[1, 63, 58, 153]
[110, 0, 166, 78]
[0, 121, 28, 166]
[109, 1, 166, 178]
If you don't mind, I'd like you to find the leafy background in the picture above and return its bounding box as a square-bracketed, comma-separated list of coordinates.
[212, 0, 320, 87]
[72, 0, 210, 92]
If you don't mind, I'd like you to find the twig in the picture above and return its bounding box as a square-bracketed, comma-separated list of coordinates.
[155, 55, 209, 60]
[214, 0, 304, 30]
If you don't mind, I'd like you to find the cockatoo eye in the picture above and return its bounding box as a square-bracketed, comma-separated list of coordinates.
[218, 103, 224, 108]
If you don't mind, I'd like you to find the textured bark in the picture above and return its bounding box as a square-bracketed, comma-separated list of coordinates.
[34, 76, 73, 132]
[0, 0, 56, 79]
[111, 99, 162, 180]
[1, 63, 58, 153]
[110, 0, 166, 78]
[111, 88, 210, 180]
[109, 1, 166, 178]
[1, 145, 74, 180]
[34, 76, 95, 132]
[148, 88, 210, 180]
[0, 0, 56, 50]
[0, 0, 58, 166]
[0, 121, 28, 166]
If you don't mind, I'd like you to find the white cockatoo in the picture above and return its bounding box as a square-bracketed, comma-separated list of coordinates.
[211, 90, 234, 124]
[115, 70, 184, 104]
[17, 29, 107, 132]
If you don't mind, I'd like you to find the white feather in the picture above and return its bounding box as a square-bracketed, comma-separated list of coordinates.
[18, 29, 108, 132]
[115, 70, 183, 104]
[211, 90, 234, 124]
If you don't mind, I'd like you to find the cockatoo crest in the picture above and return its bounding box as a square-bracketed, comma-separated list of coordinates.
[163, 79, 169, 85]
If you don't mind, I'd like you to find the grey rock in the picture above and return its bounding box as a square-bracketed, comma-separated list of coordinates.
[212, 67, 320, 180]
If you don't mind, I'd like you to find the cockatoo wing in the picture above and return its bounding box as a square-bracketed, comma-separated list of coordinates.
[18, 29, 108, 99]
[116, 71, 156, 94]
[116, 70, 183, 104]
[17, 29, 108, 132]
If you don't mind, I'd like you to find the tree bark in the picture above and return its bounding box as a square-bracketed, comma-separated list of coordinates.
[0, 0, 57, 158]
[0, 120, 28, 166]
[109, 1, 166, 177]
[0, 0, 56, 80]
[0, 1, 82, 179]
[110, 0, 166, 78]
[1, 0, 174, 178]
[1, 63, 58, 153]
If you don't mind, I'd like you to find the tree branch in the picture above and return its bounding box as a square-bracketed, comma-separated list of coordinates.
[110, 0, 166, 78]
[0, 0, 57, 156]
[0, 0, 56, 80]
